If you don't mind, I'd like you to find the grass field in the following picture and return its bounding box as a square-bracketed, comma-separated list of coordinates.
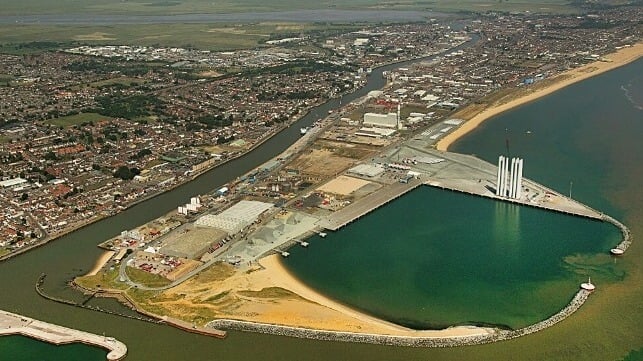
[74, 267, 131, 291]
[0, 23, 361, 52]
[45, 113, 112, 127]
[125, 266, 173, 288]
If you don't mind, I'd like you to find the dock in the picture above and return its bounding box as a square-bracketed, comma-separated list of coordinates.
[317, 179, 423, 231]
[0, 309, 127, 360]
[424, 178, 603, 221]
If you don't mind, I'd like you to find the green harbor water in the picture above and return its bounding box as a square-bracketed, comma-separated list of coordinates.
[0, 335, 106, 361]
[0, 57, 640, 360]
[283, 187, 620, 329]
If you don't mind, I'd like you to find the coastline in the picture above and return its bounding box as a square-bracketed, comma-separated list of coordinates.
[256, 255, 491, 337]
[436, 42, 643, 152]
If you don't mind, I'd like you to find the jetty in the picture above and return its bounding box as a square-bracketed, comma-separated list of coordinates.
[0, 309, 127, 360]
[317, 178, 423, 231]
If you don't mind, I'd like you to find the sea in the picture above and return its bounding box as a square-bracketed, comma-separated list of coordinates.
[1, 58, 641, 360]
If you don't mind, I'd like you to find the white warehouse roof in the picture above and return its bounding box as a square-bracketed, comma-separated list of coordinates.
[348, 164, 385, 178]
[195, 200, 273, 234]
[0, 178, 28, 188]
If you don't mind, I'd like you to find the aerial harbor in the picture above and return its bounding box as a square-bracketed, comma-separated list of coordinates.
[0, 1, 642, 360]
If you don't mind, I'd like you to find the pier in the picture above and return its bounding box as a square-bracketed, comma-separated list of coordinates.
[424, 179, 603, 221]
[0, 309, 127, 360]
[317, 178, 423, 231]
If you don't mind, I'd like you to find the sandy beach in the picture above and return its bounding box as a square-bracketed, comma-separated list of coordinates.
[256, 255, 491, 337]
[436, 43, 643, 151]
[85, 251, 115, 276]
[138, 254, 491, 337]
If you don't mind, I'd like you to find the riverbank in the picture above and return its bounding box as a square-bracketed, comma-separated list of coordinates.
[436, 42, 643, 151]
[85, 251, 116, 277]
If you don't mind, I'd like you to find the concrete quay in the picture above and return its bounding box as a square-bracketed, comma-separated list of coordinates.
[316, 178, 423, 231]
[412, 150, 604, 221]
[0, 309, 127, 360]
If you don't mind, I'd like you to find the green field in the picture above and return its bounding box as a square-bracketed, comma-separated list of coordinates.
[0, 23, 363, 52]
[46, 113, 112, 127]
[125, 266, 172, 288]
[0, 0, 584, 52]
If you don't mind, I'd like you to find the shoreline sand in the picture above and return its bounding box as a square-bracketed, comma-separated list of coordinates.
[436, 43, 643, 152]
[256, 255, 491, 337]
[85, 251, 115, 277]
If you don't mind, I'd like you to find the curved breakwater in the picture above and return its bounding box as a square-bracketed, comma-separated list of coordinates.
[207, 289, 591, 347]
[602, 214, 633, 252]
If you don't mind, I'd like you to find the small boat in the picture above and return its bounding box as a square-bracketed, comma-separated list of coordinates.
[300, 127, 308, 135]
[610, 248, 624, 255]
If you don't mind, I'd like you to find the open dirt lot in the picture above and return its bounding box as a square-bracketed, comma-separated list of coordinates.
[317, 175, 372, 196]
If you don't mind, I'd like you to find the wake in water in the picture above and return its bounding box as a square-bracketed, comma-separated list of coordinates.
[620, 80, 643, 111]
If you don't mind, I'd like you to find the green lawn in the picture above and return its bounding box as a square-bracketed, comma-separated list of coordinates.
[74, 267, 130, 291]
[125, 266, 172, 288]
[46, 113, 112, 127]
[0, 74, 13, 86]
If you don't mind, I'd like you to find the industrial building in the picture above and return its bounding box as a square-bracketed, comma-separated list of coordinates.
[348, 164, 385, 178]
[363, 113, 398, 128]
[195, 200, 273, 234]
[0, 178, 28, 189]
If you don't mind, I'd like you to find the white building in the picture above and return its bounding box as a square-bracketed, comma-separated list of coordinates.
[195, 200, 273, 234]
[363, 113, 398, 128]
[0, 178, 27, 188]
